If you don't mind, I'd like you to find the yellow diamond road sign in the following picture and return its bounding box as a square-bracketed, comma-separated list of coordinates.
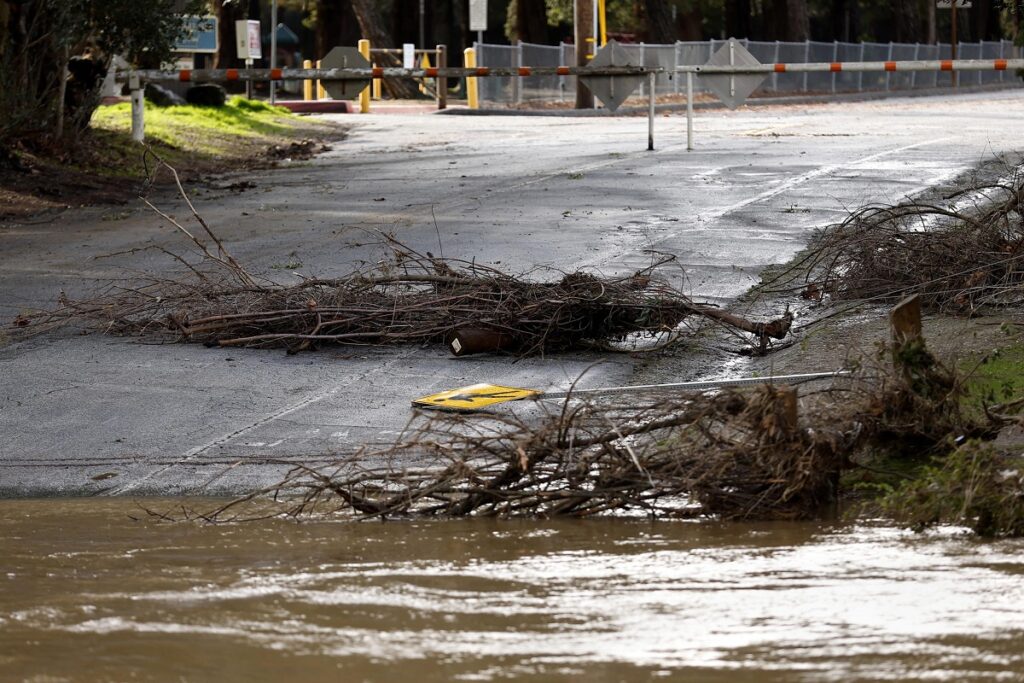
[413, 383, 540, 410]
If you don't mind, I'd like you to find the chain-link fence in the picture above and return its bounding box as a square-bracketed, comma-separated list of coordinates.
[475, 39, 1021, 105]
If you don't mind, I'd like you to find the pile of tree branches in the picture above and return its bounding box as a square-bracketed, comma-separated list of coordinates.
[765, 167, 1024, 314]
[11, 162, 792, 356]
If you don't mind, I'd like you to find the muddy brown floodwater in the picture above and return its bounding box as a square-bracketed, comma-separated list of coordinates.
[2, 499, 1023, 682]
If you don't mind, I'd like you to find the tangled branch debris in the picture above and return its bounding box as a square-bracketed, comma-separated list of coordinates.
[10, 160, 792, 355]
[764, 167, 1024, 314]
[199, 333, 1019, 526]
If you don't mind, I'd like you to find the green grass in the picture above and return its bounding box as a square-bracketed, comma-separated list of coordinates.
[91, 96, 298, 159]
[962, 341, 1024, 412]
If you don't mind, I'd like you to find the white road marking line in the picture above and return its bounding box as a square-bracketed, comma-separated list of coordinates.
[106, 348, 419, 495]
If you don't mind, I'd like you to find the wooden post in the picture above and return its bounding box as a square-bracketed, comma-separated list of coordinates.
[778, 386, 799, 435]
[891, 294, 922, 346]
[436, 44, 447, 110]
[574, 0, 594, 109]
[890, 294, 923, 369]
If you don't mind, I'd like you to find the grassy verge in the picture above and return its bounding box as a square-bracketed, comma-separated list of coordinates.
[91, 97, 302, 169]
[1, 97, 341, 219]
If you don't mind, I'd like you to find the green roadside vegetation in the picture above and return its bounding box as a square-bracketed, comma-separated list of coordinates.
[91, 97, 302, 171]
[1, 98, 341, 219]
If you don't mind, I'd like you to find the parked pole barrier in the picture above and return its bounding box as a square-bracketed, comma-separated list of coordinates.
[129, 72, 144, 143]
[464, 47, 479, 109]
[117, 59, 1024, 84]
[302, 60, 313, 101]
[647, 71, 655, 151]
[372, 62, 382, 99]
[358, 39, 371, 113]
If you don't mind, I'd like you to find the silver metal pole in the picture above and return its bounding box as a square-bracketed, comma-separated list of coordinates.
[647, 71, 655, 151]
[685, 71, 693, 151]
[270, 0, 278, 104]
[538, 370, 852, 401]
[129, 72, 144, 143]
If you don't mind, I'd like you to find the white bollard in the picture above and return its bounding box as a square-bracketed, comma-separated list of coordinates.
[647, 71, 655, 151]
[686, 71, 694, 151]
[129, 73, 144, 143]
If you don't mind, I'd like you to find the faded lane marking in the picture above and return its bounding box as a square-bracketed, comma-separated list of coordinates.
[105, 348, 420, 495]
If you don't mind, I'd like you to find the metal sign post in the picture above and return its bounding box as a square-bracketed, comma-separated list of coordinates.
[270, 1, 278, 104]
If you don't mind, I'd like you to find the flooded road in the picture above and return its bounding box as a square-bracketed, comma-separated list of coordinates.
[2, 499, 1023, 682]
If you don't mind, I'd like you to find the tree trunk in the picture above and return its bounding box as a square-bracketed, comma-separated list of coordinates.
[315, 0, 360, 59]
[574, 0, 593, 109]
[643, 0, 675, 43]
[726, 0, 752, 40]
[971, 0, 1002, 41]
[768, 0, 809, 41]
[350, 0, 420, 99]
[213, 0, 246, 68]
[894, 0, 921, 43]
[927, 0, 937, 44]
[784, 0, 809, 41]
[513, 0, 549, 43]
[54, 46, 68, 141]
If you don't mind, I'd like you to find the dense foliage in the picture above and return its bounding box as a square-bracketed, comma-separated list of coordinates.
[0, 0, 202, 150]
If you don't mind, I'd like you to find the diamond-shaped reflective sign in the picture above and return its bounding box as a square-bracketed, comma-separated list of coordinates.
[699, 39, 766, 110]
[320, 46, 371, 100]
[579, 40, 643, 112]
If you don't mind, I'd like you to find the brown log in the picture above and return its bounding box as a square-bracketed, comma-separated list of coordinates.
[447, 328, 516, 356]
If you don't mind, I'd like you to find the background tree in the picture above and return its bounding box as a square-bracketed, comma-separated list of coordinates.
[1, 0, 202, 153]
[643, 0, 676, 43]
[349, 0, 419, 98]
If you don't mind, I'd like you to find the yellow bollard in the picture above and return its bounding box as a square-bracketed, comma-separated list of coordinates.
[316, 60, 326, 100]
[358, 39, 371, 113]
[303, 59, 313, 101]
[418, 51, 432, 96]
[464, 47, 478, 110]
[372, 62, 382, 100]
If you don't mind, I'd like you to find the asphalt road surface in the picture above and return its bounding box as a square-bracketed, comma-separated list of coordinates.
[3, 89, 1024, 495]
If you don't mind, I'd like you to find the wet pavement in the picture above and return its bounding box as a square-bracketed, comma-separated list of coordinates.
[3, 89, 1024, 495]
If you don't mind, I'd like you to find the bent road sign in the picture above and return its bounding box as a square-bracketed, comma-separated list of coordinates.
[700, 38, 766, 110]
[580, 40, 643, 112]
[321, 46, 371, 99]
[413, 383, 541, 410]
